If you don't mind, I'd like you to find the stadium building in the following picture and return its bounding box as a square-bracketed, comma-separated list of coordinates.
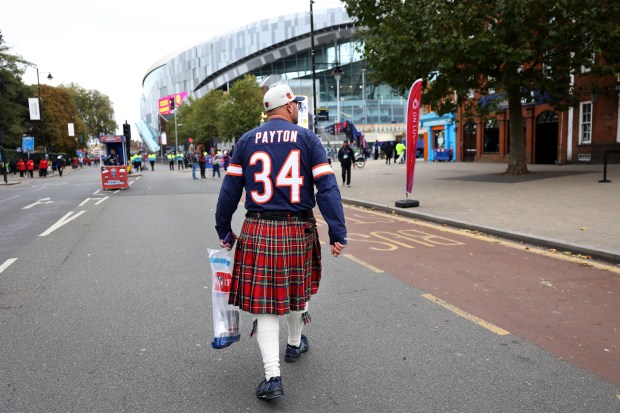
[139, 7, 418, 155]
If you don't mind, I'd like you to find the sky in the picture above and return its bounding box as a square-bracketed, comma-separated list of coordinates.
[2, 0, 345, 135]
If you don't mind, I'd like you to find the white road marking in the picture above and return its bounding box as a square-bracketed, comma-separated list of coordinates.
[95, 196, 109, 205]
[22, 197, 54, 209]
[0, 195, 21, 204]
[39, 211, 86, 237]
[93, 189, 101, 195]
[79, 198, 92, 206]
[0, 258, 18, 274]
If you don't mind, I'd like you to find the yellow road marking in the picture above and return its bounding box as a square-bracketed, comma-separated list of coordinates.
[346, 205, 620, 274]
[422, 293, 510, 336]
[343, 253, 384, 273]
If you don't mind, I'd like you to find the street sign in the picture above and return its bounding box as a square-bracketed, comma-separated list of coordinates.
[22, 136, 35, 151]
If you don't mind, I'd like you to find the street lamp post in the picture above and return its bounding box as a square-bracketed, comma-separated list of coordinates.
[36, 68, 53, 153]
[310, 0, 318, 134]
[170, 97, 179, 155]
[332, 65, 343, 125]
[362, 68, 366, 133]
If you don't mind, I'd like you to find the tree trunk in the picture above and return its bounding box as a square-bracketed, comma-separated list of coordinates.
[506, 92, 529, 175]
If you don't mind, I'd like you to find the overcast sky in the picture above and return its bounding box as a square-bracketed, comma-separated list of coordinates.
[2, 0, 344, 135]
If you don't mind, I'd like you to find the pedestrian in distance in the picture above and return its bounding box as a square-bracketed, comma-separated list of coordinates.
[383, 141, 393, 165]
[17, 158, 26, 178]
[191, 150, 199, 179]
[26, 158, 34, 178]
[212, 153, 221, 178]
[168, 153, 175, 170]
[395, 140, 406, 164]
[215, 83, 347, 401]
[198, 151, 206, 178]
[57, 156, 65, 177]
[38, 157, 48, 178]
[337, 140, 354, 187]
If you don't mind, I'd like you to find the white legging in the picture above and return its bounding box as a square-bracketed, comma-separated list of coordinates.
[255, 304, 307, 380]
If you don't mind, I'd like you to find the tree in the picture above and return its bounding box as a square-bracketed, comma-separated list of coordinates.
[36, 85, 86, 153]
[343, 0, 620, 174]
[171, 75, 263, 149]
[219, 75, 263, 142]
[0, 31, 32, 148]
[59, 83, 117, 140]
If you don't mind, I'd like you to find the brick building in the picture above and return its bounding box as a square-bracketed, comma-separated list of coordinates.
[455, 73, 620, 164]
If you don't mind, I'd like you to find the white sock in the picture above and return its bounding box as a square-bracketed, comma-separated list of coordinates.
[286, 303, 308, 347]
[255, 314, 280, 380]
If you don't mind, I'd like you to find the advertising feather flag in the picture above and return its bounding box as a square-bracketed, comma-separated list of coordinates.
[405, 79, 423, 194]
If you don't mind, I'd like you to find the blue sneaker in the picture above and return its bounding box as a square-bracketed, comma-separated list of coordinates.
[256, 376, 284, 400]
[284, 334, 309, 362]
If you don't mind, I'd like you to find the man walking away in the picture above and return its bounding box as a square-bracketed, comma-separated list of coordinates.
[215, 83, 347, 400]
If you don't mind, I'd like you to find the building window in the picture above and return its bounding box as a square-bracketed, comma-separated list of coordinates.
[483, 118, 499, 153]
[579, 102, 592, 144]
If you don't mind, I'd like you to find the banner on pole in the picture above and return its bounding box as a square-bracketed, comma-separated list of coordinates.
[29, 98, 41, 120]
[405, 79, 423, 194]
[68, 123, 75, 137]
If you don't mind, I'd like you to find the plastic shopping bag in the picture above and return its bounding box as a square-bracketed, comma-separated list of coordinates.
[208, 248, 241, 349]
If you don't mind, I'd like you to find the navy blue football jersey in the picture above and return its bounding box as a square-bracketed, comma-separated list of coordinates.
[215, 119, 347, 245]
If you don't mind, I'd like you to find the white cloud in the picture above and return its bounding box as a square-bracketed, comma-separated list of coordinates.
[2, 0, 343, 134]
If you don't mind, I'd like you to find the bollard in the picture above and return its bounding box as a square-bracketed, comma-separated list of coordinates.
[598, 149, 620, 183]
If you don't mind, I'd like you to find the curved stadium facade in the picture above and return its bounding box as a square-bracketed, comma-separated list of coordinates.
[140, 7, 408, 147]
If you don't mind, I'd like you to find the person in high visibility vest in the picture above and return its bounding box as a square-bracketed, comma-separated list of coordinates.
[168, 153, 174, 170]
[148, 153, 156, 171]
[177, 152, 184, 170]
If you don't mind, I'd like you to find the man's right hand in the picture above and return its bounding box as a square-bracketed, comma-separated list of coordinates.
[331, 242, 346, 257]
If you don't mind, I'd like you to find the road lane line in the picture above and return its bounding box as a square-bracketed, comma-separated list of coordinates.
[22, 197, 53, 209]
[343, 253, 385, 273]
[79, 198, 92, 206]
[0, 195, 20, 204]
[95, 196, 109, 205]
[0, 258, 18, 274]
[422, 293, 510, 336]
[39, 211, 86, 237]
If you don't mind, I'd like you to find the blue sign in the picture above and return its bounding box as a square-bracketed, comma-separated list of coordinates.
[22, 136, 35, 151]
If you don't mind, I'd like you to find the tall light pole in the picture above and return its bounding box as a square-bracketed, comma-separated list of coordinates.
[310, 0, 317, 134]
[362, 68, 366, 132]
[170, 97, 179, 154]
[36, 68, 53, 153]
[332, 65, 343, 125]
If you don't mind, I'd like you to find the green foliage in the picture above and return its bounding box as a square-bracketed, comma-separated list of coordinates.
[0, 31, 32, 148]
[37, 85, 86, 153]
[59, 83, 117, 139]
[343, 0, 620, 173]
[220, 75, 264, 141]
[168, 74, 263, 148]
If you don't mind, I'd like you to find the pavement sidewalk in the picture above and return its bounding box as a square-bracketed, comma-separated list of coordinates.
[338, 159, 620, 264]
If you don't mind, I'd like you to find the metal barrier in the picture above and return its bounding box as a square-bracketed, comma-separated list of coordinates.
[599, 149, 620, 183]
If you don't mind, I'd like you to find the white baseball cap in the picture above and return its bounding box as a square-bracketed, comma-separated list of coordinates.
[263, 84, 304, 112]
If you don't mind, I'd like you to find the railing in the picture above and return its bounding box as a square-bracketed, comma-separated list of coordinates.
[598, 150, 620, 183]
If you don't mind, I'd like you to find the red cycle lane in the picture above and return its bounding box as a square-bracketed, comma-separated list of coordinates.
[316, 205, 620, 387]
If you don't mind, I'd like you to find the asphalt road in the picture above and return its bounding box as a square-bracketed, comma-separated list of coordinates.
[1, 166, 618, 412]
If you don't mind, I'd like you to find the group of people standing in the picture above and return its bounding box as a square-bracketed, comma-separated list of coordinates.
[9, 156, 66, 178]
[374, 140, 407, 164]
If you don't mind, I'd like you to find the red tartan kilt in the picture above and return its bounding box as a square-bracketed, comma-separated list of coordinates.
[228, 217, 322, 315]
